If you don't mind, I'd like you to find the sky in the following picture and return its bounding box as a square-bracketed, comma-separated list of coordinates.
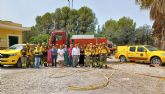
[0, 0, 153, 27]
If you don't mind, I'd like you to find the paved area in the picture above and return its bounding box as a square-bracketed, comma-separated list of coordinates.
[0, 59, 165, 94]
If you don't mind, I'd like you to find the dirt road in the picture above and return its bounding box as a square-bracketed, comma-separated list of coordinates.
[0, 59, 165, 94]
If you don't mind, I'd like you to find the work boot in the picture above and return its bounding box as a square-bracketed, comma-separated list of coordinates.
[105, 65, 108, 69]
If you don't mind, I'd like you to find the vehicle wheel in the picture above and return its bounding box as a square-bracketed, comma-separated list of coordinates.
[16, 59, 22, 68]
[0, 64, 3, 67]
[119, 56, 127, 63]
[151, 57, 162, 66]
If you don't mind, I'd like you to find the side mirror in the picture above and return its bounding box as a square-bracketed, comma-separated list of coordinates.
[144, 50, 147, 52]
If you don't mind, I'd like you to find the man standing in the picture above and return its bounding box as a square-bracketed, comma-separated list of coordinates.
[72, 44, 80, 67]
[21, 46, 27, 68]
[100, 43, 110, 68]
[26, 43, 31, 68]
[51, 45, 57, 67]
[68, 44, 73, 67]
[34, 44, 41, 68]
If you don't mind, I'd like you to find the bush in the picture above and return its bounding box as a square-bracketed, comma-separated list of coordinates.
[29, 34, 50, 44]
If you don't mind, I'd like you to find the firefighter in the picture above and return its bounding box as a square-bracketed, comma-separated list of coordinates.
[98, 44, 102, 67]
[84, 45, 91, 67]
[29, 47, 35, 68]
[43, 44, 48, 67]
[91, 45, 97, 67]
[99, 43, 110, 68]
[26, 43, 31, 67]
[89, 44, 94, 67]
[40, 43, 46, 67]
[21, 46, 27, 68]
[34, 44, 41, 68]
[95, 44, 100, 67]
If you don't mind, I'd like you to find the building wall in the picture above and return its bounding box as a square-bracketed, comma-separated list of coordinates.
[0, 28, 22, 48]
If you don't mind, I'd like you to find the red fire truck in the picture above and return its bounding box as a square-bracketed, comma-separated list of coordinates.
[49, 30, 116, 53]
[49, 30, 113, 48]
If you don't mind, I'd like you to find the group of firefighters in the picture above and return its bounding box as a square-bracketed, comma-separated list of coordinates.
[20, 42, 110, 69]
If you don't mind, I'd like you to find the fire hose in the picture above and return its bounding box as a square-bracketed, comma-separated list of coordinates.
[68, 70, 115, 91]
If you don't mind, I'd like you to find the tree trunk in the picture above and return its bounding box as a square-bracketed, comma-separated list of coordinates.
[160, 28, 165, 50]
[152, 16, 165, 50]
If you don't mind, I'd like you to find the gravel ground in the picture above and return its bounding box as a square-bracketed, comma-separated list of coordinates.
[0, 59, 165, 94]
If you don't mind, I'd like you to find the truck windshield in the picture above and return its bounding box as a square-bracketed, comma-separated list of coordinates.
[145, 45, 158, 51]
[9, 44, 23, 50]
[56, 34, 62, 41]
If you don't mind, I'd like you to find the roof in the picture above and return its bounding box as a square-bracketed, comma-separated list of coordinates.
[0, 20, 30, 31]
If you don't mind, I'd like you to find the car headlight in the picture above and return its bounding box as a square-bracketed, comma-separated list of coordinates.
[161, 53, 165, 56]
[10, 54, 17, 56]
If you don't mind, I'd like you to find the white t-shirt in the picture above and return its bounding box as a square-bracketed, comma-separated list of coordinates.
[57, 49, 64, 61]
[72, 47, 80, 56]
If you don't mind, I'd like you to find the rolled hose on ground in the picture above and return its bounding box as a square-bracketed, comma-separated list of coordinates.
[68, 70, 115, 91]
[134, 73, 165, 80]
[108, 65, 165, 80]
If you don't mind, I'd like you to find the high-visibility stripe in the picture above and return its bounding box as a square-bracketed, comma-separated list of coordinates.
[128, 57, 148, 60]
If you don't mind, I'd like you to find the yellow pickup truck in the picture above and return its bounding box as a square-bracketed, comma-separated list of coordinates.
[115, 45, 165, 65]
[0, 44, 35, 67]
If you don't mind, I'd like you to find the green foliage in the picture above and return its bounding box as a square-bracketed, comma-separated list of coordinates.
[33, 6, 96, 35]
[35, 13, 53, 34]
[23, 6, 97, 43]
[101, 17, 153, 46]
[29, 34, 50, 44]
[102, 17, 136, 45]
[77, 7, 97, 34]
[22, 26, 39, 43]
[94, 33, 105, 38]
[135, 25, 153, 45]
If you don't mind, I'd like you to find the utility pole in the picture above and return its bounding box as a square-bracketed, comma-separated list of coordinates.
[67, 0, 73, 9]
[71, 0, 73, 9]
[68, 0, 70, 8]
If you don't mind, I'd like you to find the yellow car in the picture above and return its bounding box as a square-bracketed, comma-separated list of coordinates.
[0, 44, 34, 67]
[115, 45, 165, 65]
